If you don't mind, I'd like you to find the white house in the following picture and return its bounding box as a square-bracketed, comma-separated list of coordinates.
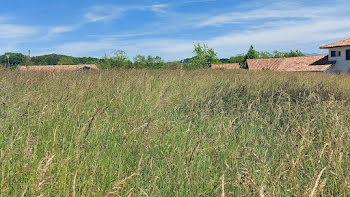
[320, 38, 350, 73]
[247, 38, 350, 73]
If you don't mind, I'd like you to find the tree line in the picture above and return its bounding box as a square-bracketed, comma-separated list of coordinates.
[0, 53, 100, 67]
[0, 44, 305, 69]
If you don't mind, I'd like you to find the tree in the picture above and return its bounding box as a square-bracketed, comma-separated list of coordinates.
[229, 53, 245, 65]
[57, 57, 75, 65]
[258, 51, 273, 59]
[219, 58, 230, 64]
[24, 50, 31, 66]
[133, 55, 147, 68]
[242, 45, 259, 69]
[0, 53, 26, 67]
[133, 55, 165, 69]
[112, 50, 132, 68]
[271, 50, 305, 58]
[97, 51, 132, 69]
[146, 56, 165, 69]
[283, 50, 304, 57]
[190, 43, 219, 68]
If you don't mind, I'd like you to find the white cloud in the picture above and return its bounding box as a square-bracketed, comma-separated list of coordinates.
[50, 38, 193, 60]
[50, 13, 350, 60]
[0, 24, 38, 38]
[206, 19, 350, 56]
[88, 32, 156, 39]
[0, 16, 9, 22]
[6, 0, 350, 60]
[48, 26, 76, 35]
[195, 2, 347, 27]
[0, 22, 41, 54]
[42, 25, 79, 40]
[83, 4, 169, 23]
[149, 4, 169, 14]
[84, 6, 126, 23]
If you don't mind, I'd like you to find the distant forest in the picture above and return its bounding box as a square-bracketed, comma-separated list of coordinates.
[0, 44, 305, 69]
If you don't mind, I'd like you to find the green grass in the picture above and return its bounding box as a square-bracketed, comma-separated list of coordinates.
[1, 69, 350, 196]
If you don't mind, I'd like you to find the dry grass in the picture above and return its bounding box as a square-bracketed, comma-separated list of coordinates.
[1, 69, 350, 196]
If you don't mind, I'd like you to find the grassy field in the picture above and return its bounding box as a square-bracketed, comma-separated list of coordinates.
[1, 69, 350, 196]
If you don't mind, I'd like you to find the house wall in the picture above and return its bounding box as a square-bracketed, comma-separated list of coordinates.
[326, 46, 350, 73]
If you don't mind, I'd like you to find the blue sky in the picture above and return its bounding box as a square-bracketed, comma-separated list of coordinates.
[1, 0, 350, 60]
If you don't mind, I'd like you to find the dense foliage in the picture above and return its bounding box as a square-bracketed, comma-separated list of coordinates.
[188, 43, 219, 68]
[0, 53, 27, 66]
[0, 53, 100, 67]
[1, 69, 350, 196]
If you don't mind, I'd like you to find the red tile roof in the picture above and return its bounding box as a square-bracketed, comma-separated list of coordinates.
[320, 38, 350, 49]
[247, 55, 334, 72]
[212, 63, 240, 69]
[18, 64, 99, 71]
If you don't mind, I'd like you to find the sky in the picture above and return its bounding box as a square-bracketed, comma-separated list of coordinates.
[1, 0, 350, 60]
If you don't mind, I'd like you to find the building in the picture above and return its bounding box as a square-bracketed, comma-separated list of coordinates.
[320, 38, 350, 73]
[247, 38, 350, 73]
[18, 64, 98, 71]
[247, 55, 334, 72]
[212, 63, 240, 69]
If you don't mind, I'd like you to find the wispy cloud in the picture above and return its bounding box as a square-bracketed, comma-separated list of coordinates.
[0, 24, 38, 39]
[207, 18, 350, 55]
[40, 3, 171, 40]
[181, 0, 216, 4]
[41, 25, 80, 40]
[0, 15, 38, 39]
[84, 6, 126, 23]
[195, 1, 347, 27]
[0, 16, 41, 54]
[50, 14, 350, 60]
[4, 0, 350, 60]
[47, 25, 77, 35]
[0, 16, 9, 22]
[149, 4, 169, 14]
[88, 32, 156, 39]
[84, 3, 170, 23]
[47, 37, 193, 60]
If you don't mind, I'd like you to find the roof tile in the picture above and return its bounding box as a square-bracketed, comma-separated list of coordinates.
[247, 55, 334, 72]
[320, 38, 350, 48]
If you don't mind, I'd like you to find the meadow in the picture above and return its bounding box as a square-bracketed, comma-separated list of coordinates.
[1, 69, 350, 196]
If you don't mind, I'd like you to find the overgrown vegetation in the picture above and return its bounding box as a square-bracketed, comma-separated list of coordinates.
[1, 69, 350, 196]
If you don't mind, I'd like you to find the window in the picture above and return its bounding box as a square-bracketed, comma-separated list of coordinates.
[346, 50, 350, 60]
[331, 51, 342, 57]
[331, 51, 336, 57]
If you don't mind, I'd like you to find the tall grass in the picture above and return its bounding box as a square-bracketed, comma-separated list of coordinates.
[1, 69, 350, 196]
